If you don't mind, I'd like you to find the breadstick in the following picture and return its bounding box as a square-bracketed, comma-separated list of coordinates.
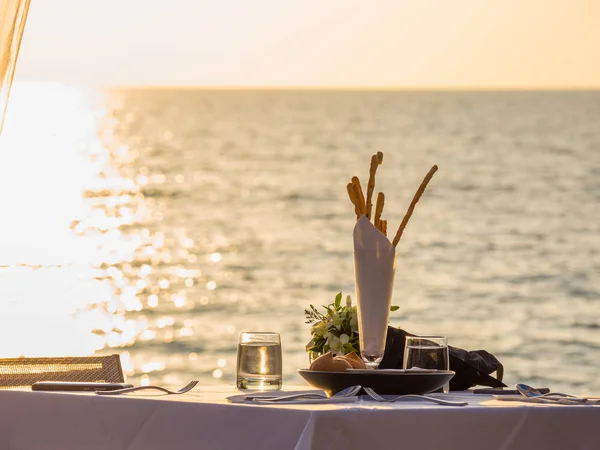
[381, 220, 387, 236]
[374, 192, 385, 229]
[351, 176, 366, 215]
[346, 183, 361, 219]
[365, 154, 381, 220]
[392, 165, 438, 247]
[351, 183, 366, 216]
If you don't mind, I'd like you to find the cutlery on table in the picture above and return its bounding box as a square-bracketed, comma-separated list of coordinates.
[493, 395, 591, 405]
[363, 387, 468, 406]
[515, 383, 589, 403]
[96, 380, 199, 396]
[246, 385, 361, 402]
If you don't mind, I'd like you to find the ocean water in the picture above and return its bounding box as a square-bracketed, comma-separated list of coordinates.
[0, 85, 598, 392]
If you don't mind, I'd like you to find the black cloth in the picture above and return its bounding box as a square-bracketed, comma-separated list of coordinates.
[379, 327, 506, 391]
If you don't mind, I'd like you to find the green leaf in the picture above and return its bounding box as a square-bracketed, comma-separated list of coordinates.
[334, 292, 342, 308]
[390, 305, 399, 311]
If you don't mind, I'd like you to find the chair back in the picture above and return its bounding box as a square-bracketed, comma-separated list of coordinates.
[0, 354, 125, 387]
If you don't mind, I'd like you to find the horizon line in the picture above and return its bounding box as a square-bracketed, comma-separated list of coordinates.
[14, 81, 600, 92]
[102, 85, 600, 91]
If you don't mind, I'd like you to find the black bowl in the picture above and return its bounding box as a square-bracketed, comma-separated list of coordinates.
[298, 369, 455, 397]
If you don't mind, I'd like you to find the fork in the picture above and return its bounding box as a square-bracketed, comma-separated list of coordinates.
[96, 380, 199, 396]
[363, 387, 468, 406]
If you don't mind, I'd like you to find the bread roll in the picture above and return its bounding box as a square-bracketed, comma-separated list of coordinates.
[338, 352, 366, 369]
[309, 352, 352, 372]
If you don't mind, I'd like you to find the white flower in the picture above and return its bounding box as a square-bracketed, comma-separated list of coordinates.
[327, 335, 344, 355]
[339, 334, 350, 345]
[327, 310, 343, 330]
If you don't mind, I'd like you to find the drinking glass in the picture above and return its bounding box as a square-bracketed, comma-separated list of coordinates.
[0, 0, 31, 136]
[403, 335, 450, 393]
[236, 332, 282, 391]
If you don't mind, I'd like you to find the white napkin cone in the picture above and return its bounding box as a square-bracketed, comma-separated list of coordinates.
[353, 216, 396, 368]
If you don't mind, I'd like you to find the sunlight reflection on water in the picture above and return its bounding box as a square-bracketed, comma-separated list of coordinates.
[0, 83, 197, 382]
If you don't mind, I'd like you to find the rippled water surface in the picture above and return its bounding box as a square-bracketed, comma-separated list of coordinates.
[0, 85, 598, 392]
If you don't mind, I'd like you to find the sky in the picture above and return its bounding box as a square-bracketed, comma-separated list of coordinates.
[13, 0, 600, 88]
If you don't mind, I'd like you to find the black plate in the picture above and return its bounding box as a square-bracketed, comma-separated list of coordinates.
[298, 369, 455, 397]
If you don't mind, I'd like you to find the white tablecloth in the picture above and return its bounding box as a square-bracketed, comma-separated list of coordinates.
[1, 386, 599, 450]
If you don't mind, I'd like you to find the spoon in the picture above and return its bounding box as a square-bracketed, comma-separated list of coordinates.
[246, 385, 361, 402]
[516, 384, 588, 403]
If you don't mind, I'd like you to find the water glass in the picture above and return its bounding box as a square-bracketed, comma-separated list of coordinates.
[403, 335, 450, 393]
[0, 0, 31, 135]
[236, 332, 282, 391]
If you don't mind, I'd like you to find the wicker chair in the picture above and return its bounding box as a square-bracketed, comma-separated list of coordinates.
[0, 354, 125, 388]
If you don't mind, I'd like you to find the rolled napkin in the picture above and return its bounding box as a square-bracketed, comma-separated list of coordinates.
[353, 216, 396, 369]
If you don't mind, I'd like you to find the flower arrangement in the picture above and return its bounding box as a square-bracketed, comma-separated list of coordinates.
[305, 292, 398, 357]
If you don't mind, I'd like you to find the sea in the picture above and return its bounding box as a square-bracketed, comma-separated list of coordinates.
[0, 84, 598, 393]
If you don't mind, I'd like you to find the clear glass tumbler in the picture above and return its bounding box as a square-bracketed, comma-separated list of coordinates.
[403, 335, 450, 393]
[0, 0, 31, 136]
[236, 332, 282, 391]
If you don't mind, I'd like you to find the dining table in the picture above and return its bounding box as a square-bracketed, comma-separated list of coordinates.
[1, 385, 599, 450]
